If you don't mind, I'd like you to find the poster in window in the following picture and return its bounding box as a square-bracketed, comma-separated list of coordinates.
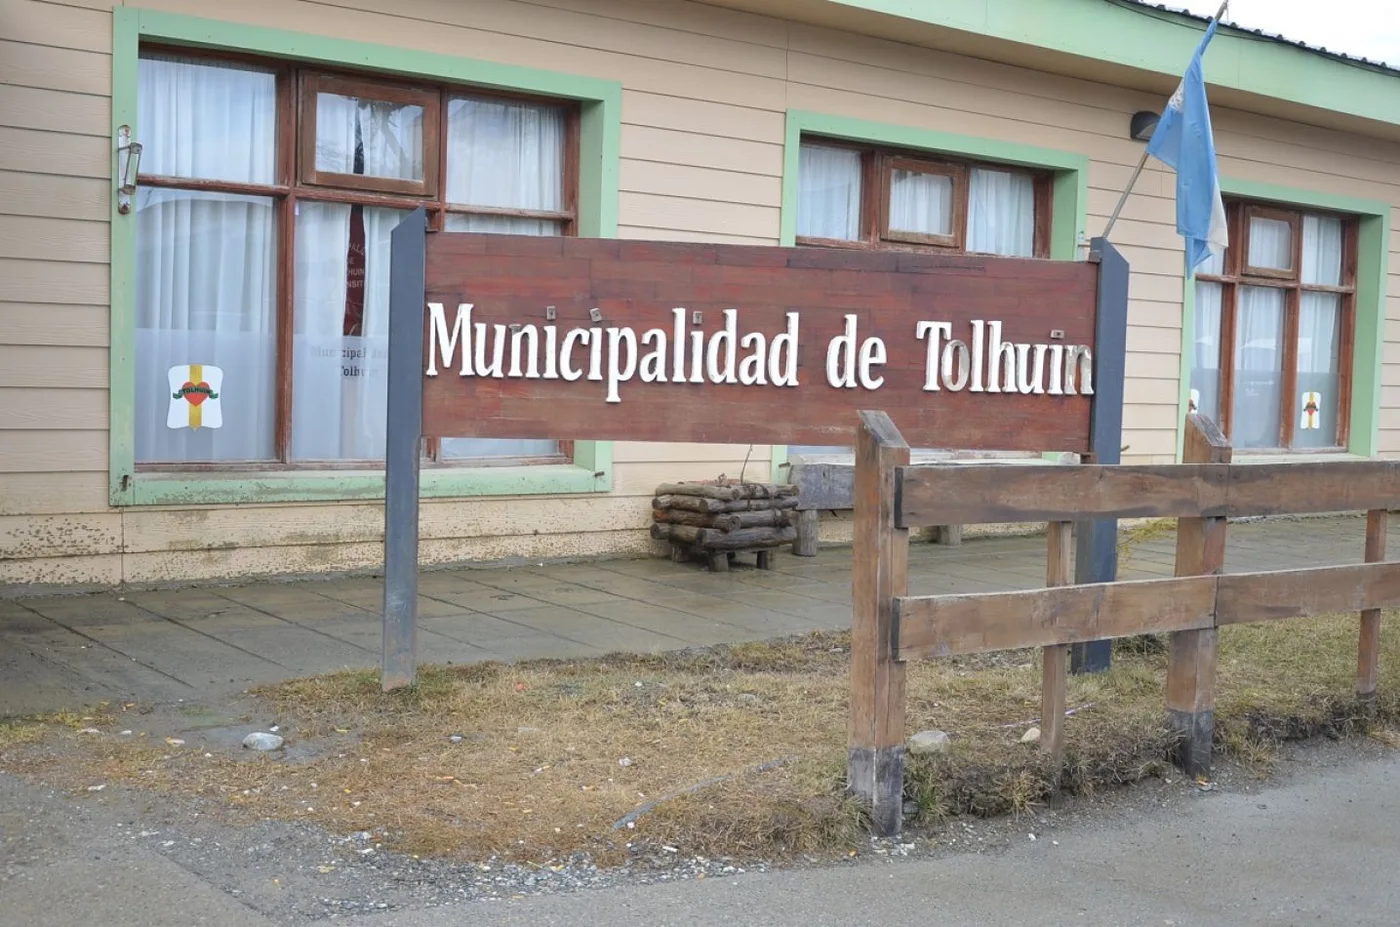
[1299, 391, 1322, 431]
[167, 363, 224, 430]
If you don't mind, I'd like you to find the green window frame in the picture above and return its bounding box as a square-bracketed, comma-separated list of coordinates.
[109, 8, 621, 506]
[1176, 178, 1390, 461]
[771, 109, 1089, 478]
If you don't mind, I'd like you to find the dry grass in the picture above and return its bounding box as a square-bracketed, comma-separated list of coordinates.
[3, 615, 1399, 866]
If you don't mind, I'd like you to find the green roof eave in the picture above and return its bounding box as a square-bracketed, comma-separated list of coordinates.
[826, 0, 1400, 130]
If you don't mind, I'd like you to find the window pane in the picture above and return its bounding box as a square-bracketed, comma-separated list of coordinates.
[1191, 281, 1224, 424]
[1301, 214, 1343, 286]
[446, 98, 564, 210]
[446, 214, 563, 236]
[135, 189, 277, 462]
[1231, 286, 1285, 449]
[797, 144, 861, 240]
[291, 203, 407, 461]
[316, 94, 425, 181]
[1197, 246, 1225, 276]
[1295, 292, 1342, 449]
[966, 167, 1034, 256]
[138, 55, 276, 184]
[1247, 215, 1293, 271]
[438, 212, 562, 460]
[888, 169, 953, 236]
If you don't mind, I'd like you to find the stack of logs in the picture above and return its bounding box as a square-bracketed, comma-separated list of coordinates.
[651, 481, 800, 572]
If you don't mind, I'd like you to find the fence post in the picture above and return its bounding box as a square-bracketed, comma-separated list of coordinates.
[848, 410, 910, 837]
[1041, 522, 1073, 765]
[1167, 413, 1231, 777]
[1359, 509, 1389, 708]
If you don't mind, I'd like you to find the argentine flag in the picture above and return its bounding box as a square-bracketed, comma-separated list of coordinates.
[1146, 17, 1229, 272]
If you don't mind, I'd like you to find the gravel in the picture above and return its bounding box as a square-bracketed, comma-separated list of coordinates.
[4, 736, 1392, 922]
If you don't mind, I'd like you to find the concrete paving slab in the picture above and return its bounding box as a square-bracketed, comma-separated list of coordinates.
[59, 619, 289, 691]
[415, 573, 498, 596]
[211, 584, 357, 615]
[419, 612, 570, 648]
[1, 513, 1385, 717]
[422, 586, 553, 613]
[21, 595, 160, 629]
[576, 599, 781, 645]
[505, 582, 629, 607]
[471, 635, 609, 663]
[495, 605, 690, 653]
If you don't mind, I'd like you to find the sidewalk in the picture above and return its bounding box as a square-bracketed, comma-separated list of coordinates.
[0, 515, 1388, 715]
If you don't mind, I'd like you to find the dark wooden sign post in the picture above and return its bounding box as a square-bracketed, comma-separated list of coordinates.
[381, 206, 1127, 690]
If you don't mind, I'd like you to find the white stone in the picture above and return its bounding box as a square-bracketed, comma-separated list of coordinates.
[907, 730, 951, 755]
[1021, 726, 1041, 744]
[242, 732, 284, 751]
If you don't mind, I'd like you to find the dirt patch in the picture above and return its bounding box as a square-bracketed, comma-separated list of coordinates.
[2, 615, 1398, 868]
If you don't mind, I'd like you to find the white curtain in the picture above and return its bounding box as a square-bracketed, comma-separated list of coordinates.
[888, 168, 952, 236]
[291, 203, 403, 461]
[1191, 281, 1223, 424]
[136, 190, 277, 462]
[966, 168, 1035, 257]
[1247, 215, 1293, 271]
[315, 93, 424, 181]
[1296, 292, 1341, 449]
[446, 97, 561, 220]
[1302, 214, 1343, 286]
[138, 54, 276, 184]
[1231, 286, 1285, 449]
[1198, 245, 1225, 276]
[438, 97, 566, 460]
[135, 55, 278, 463]
[796, 144, 861, 241]
[1296, 215, 1344, 448]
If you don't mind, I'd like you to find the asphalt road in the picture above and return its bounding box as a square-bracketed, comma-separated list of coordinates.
[5, 746, 1398, 926]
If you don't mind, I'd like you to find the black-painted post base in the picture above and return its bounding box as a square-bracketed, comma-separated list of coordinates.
[1071, 640, 1113, 674]
[848, 746, 904, 837]
[1167, 708, 1214, 778]
[1071, 517, 1117, 675]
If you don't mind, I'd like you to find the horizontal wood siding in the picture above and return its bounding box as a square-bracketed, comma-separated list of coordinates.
[0, 0, 1397, 585]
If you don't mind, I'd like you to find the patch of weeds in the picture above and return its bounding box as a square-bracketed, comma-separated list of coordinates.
[0, 719, 46, 748]
[6, 615, 1400, 866]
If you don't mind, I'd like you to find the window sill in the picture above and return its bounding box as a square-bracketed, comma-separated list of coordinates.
[122, 460, 611, 506]
[1231, 451, 1372, 465]
[786, 450, 1077, 467]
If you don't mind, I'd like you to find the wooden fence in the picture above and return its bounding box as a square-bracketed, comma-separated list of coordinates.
[848, 410, 1398, 836]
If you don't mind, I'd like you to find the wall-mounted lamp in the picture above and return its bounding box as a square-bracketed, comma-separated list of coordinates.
[1129, 110, 1159, 142]
[116, 125, 143, 215]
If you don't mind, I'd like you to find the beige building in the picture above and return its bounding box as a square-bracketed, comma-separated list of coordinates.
[2, 0, 1398, 589]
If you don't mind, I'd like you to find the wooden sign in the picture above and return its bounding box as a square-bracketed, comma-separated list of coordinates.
[380, 210, 1128, 693]
[421, 234, 1101, 453]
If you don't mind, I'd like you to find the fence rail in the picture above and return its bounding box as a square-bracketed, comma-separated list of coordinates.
[895, 562, 1400, 660]
[896, 459, 1400, 526]
[848, 410, 1395, 837]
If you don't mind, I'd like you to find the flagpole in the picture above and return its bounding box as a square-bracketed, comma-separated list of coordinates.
[1100, 149, 1149, 242]
[1100, 0, 1228, 243]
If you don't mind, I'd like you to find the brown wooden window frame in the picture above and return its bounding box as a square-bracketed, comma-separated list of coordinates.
[879, 157, 967, 249]
[135, 45, 581, 473]
[1239, 203, 1300, 279]
[795, 137, 1054, 259]
[1196, 199, 1358, 452]
[298, 72, 442, 198]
